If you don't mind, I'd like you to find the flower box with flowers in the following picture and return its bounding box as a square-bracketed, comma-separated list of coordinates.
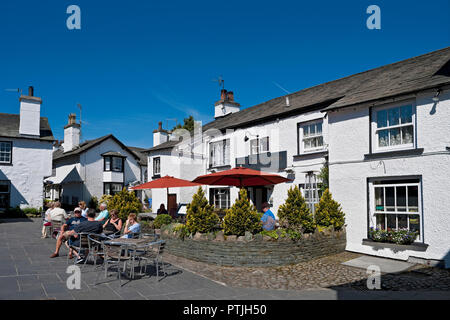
[368, 227, 418, 245]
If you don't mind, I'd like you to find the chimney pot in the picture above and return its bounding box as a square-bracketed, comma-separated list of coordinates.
[220, 89, 227, 100]
[158, 121, 163, 131]
[28, 86, 34, 97]
[227, 91, 234, 101]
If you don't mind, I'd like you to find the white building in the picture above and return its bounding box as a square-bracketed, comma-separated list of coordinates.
[0, 87, 54, 210]
[46, 114, 148, 208]
[145, 46, 450, 267]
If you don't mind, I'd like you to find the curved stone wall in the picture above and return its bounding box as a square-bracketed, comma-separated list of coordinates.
[161, 229, 346, 267]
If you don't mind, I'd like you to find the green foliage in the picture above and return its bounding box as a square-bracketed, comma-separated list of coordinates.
[98, 194, 113, 207]
[222, 188, 262, 236]
[314, 189, 345, 231]
[88, 196, 98, 211]
[172, 115, 195, 132]
[317, 164, 329, 193]
[259, 228, 302, 241]
[173, 224, 190, 239]
[369, 228, 418, 245]
[107, 189, 142, 220]
[0, 206, 27, 218]
[277, 186, 316, 233]
[185, 187, 220, 234]
[22, 207, 41, 217]
[154, 214, 173, 229]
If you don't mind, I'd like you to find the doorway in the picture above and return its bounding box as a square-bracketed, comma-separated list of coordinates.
[167, 193, 178, 218]
[246, 186, 268, 212]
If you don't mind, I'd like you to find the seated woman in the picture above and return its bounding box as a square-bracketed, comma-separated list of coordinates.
[102, 209, 122, 237]
[121, 213, 141, 238]
[157, 204, 168, 215]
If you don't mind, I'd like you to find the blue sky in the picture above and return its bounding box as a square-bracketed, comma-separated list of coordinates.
[1, 0, 449, 148]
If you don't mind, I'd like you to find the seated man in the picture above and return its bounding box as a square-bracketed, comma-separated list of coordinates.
[95, 203, 109, 222]
[68, 210, 104, 264]
[260, 202, 276, 231]
[121, 213, 140, 238]
[50, 207, 86, 258]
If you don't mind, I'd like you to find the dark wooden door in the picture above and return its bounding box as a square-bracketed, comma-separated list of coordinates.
[167, 194, 177, 218]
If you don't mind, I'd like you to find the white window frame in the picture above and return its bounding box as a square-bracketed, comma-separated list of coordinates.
[371, 102, 416, 153]
[369, 179, 422, 241]
[250, 136, 270, 155]
[209, 139, 230, 168]
[298, 119, 324, 154]
[153, 157, 161, 176]
[210, 188, 231, 209]
[0, 141, 12, 164]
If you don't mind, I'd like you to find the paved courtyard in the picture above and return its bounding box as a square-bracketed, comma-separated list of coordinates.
[0, 218, 449, 300]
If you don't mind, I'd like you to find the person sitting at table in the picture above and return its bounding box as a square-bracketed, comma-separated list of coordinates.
[78, 201, 89, 219]
[68, 209, 104, 264]
[157, 204, 168, 215]
[95, 203, 109, 222]
[102, 209, 122, 237]
[50, 207, 86, 258]
[121, 213, 140, 239]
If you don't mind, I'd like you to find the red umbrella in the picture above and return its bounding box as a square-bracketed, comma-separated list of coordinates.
[192, 166, 291, 188]
[131, 176, 202, 213]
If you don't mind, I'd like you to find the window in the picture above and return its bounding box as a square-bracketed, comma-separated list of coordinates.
[299, 173, 322, 214]
[0, 181, 10, 209]
[371, 179, 421, 238]
[104, 156, 124, 172]
[250, 137, 270, 155]
[0, 141, 12, 164]
[298, 120, 324, 153]
[374, 104, 415, 150]
[104, 183, 124, 196]
[209, 139, 230, 167]
[153, 157, 161, 176]
[210, 188, 231, 209]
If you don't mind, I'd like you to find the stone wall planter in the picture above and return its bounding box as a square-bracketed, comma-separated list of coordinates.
[161, 229, 346, 267]
[362, 238, 428, 252]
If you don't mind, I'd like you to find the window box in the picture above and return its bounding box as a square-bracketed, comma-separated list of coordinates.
[362, 238, 428, 252]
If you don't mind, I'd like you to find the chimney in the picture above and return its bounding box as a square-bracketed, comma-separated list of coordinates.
[214, 89, 240, 119]
[63, 113, 80, 152]
[19, 86, 42, 136]
[153, 121, 169, 147]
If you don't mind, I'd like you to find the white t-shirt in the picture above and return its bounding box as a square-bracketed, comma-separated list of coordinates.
[81, 208, 89, 218]
[50, 207, 69, 222]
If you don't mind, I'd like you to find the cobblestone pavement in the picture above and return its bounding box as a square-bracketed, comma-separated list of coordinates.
[164, 249, 450, 292]
[1, 218, 449, 300]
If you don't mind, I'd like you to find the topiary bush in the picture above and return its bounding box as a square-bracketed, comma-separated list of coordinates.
[154, 214, 173, 229]
[222, 188, 262, 236]
[107, 188, 142, 220]
[314, 189, 345, 231]
[98, 194, 113, 208]
[186, 187, 220, 234]
[277, 185, 315, 233]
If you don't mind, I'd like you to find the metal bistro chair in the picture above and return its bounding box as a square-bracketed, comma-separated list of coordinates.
[50, 220, 63, 240]
[99, 241, 136, 287]
[87, 233, 112, 267]
[68, 232, 90, 266]
[136, 240, 167, 281]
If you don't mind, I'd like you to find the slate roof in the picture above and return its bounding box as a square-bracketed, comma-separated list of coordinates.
[146, 46, 450, 152]
[0, 113, 54, 141]
[53, 134, 146, 166]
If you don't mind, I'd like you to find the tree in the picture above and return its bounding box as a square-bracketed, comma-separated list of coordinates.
[277, 185, 315, 233]
[222, 188, 262, 236]
[314, 189, 345, 230]
[107, 188, 142, 220]
[172, 115, 195, 132]
[317, 164, 329, 193]
[185, 187, 220, 234]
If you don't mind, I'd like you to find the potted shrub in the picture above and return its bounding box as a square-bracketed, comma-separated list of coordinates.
[278, 186, 315, 233]
[186, 187, 220, 235]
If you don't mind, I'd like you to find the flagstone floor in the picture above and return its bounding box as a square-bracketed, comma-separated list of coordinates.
[0, 218, 449, 300]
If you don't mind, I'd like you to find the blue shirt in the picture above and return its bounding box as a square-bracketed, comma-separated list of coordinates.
[121, 223, 141, 238]
[261, 209, 276, 231]
[65, 216, 87, 231]
[95, 210, 109, 221]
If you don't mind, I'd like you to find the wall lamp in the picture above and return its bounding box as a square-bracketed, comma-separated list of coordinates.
[244, 131, 258, 142]
[432, 89, 441, 102]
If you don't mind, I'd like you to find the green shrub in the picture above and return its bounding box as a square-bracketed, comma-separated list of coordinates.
[186, 187, 220, 234]
[314, 189, 345, 231]
[259, 228, 302, 241]
[173, 224, 190, 239]
[1, 206, 27, 218]
[222, 188, 262, 236]
[277, 186, 315, 233]
[154, 214, 173, 229]
[22, 207, 40, 217]
[107, 189, 142, 220]
[98, 194, 113, 208]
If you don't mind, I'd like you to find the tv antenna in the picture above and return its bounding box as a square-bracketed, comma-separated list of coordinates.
[5, 88, 22, 96]
[77, 103, 83, 142]
[212, 75, 225, 90]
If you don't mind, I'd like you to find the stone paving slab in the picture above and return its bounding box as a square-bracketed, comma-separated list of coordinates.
[342, 255, 415, 273]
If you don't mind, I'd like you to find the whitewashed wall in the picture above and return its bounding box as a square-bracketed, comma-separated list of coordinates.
[0, 138, 53, 209]
[328, 89, 450, 266]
